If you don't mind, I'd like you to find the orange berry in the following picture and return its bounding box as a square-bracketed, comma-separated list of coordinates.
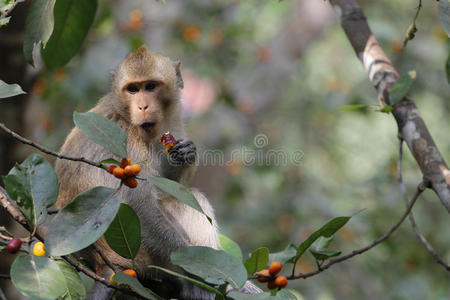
[120, 158, 131, 168]
[256, 269, 270, 283]
[113, 167, 126, 179]
[267, 280, 277, 290]
[109, 273, 117, 285]
[124, 165, 134, 176]
[107, 165, 117, 174]
[123, 269, 137, 278]
[269, 261, 282, 276]
[130, 164, 141, 175]
[124, 177, 138, 188]
[33, 242, 45, 256]
[274, 276, 288, 288]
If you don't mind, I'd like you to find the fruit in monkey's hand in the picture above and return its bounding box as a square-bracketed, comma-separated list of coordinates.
[159, 132, 178, 153]
[274, 276, 288, 288]
[123, 269, 137, 278]
[256, 269, 270, 283]
[269, 261, 282, 276]
[33, 242, 45, 256]
[7, 238, 21, 253]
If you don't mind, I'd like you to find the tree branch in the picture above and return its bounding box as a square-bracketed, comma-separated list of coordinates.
[397, 138, 450, 271]
[289, 182, 423, 280]
[0, 123, 107, 171]
[329, 0, 450, 212]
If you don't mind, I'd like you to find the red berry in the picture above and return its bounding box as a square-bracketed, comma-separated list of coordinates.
[269, 261, 282, 276]
[7, 238, 21, 253]
[159, 132, 177, 147]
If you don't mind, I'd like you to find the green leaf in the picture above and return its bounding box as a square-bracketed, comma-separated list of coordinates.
[3, 154, 58, 230]
[227, 291, 273, 300]
[380, 106, 393, 114]
[0, 80, 26, 98]
[218, 233, 243, 261]
[293, 216, 350, 263]
[438, 0, 450, 37]
[45, 187, 120, 256]
[147, 265, 224, 297]
[23, 0, 56, 66]
[339, 104, 367, 111]
[0, 17, 11, 28]
[0, 16, 11, 26]
[446, 51, 450, 84]
[147, 176, 211, 223]
[2, 174, 33, 227]
[104, 203, 141, 259]
[170, 246, 247, 289]
[73, 112, 128, 158]
[269, 244, 297, 265]
[99, 158, 121, 165]
[244, 247, 269, 275]
[309, 249, 341, 261]
[228, 290, 299, 300]
[313, 235, 334, 251]
[55, 260, 86, 300]
[41, 0, 97, 68]
[11, 254, 66, 300]
[113, 272, 163, 300]
[389, 70, 416, 104]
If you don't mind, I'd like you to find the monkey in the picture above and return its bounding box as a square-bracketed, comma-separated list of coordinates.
[54, 46, 261, 299]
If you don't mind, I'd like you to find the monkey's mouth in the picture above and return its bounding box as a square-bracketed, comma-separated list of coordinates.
[140, 122, 157, 131]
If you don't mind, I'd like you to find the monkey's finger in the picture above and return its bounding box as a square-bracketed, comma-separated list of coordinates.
[169, 140, 196, 154]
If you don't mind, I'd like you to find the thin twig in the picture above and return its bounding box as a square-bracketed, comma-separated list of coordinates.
[397, 138, 450, 271]
[403, 0, 422, 47]
[0, 123, 107, 170]
[288, 183, 423, 280]
[0, 232, 30, 243]
[93, 244, 120, 273]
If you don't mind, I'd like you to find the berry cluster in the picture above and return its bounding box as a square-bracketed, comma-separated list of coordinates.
[108, 157, 141, 188]
[256, 261, 288, 290]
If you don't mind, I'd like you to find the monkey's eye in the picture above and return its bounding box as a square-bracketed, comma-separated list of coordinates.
[145, 81, 158, 91]
[126, 84, 139, 93]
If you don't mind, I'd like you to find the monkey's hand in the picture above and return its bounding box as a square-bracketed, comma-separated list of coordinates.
[167, 140, 197, 166]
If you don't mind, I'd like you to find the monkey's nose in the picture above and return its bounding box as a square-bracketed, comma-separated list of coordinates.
[138, 104, 149, 111]
[141, 122, 157, 131]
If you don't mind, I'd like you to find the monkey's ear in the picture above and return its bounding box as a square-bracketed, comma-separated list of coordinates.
[173, 60, 184, 89]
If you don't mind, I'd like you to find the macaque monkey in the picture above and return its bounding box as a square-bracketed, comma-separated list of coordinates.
[54, 46, 260, 299]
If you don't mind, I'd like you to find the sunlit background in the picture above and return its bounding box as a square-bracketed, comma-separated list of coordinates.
[1, 0, 449, 299]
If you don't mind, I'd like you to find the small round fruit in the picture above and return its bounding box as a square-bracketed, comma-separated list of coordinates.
[7, 238, 21, 254]
[256, 269, 270, 283]
[33, 242, 45, 256]
[120, 158, 131, 168]
[267, 280, 277, 290]
[124, 165, 134, 176]
[130, 164, 141, 175]
[274, 276, 288, 288]
[124, 177, 138, 188]
[269, 261, 282, 276]
[109, 273, 117, 285]
[123, 269, 137, 278]
[113, 167, 126, 179]
[107, 165, 117, 174]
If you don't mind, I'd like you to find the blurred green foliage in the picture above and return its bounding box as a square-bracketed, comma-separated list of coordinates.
[15, 0, 449, 299]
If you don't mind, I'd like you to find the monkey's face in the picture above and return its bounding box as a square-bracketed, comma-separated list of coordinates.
[123, 80, 166, 140]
